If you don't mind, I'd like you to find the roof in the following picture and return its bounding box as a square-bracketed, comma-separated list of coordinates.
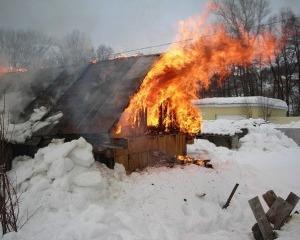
[42, 54, 160, 135]
[1, 55, 160, 144]
[21, 65, 87, 118]
[0, 67, 64, 121]
[193, 96, 288, 110]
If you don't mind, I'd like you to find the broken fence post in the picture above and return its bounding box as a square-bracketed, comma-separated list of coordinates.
[222, 183, 239, 209]
[249, 196, 275, 240]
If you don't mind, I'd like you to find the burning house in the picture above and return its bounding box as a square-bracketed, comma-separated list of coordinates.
[2, 15, 279, 173]
[48, 54, 192, 172]
[3, 54, 191, 172]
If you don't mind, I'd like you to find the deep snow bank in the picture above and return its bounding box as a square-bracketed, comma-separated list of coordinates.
[3, 120, 300, 240]
[5, 138, 126, 238]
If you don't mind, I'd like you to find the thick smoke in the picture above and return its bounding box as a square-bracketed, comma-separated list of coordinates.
[0, 66, 68, 123]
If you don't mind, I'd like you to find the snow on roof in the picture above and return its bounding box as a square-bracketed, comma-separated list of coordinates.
[193, 96, 288, 110]
[5, 106, 63, 143]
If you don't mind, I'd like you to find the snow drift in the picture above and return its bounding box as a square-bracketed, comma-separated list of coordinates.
[2, 120, 300, 240]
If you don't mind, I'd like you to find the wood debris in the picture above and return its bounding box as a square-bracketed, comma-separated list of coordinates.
[176, 155, 213, 168]
[249, 190, 299, 240]
[222, 183, 239, 209]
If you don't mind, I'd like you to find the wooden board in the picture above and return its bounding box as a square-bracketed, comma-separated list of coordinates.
[114, 133, 187, 172]
[252, 192, 299, 239]
[249, 196, 274, 240]
[251, 223, 263, 240]
[266, 197, 293, 230]
[263, 190, 277, 208]
[286, 192, 300, 213]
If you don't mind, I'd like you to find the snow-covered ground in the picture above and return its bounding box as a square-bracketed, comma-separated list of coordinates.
[273, 121, 300, 128]
[2, 119, 300, 240]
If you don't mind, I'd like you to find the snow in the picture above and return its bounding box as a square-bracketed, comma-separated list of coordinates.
[274, 120, 300, 128]
[201, 118, 266, 135]
[3, 106, 63, 143]
[193, 96, 288, 110]
[73, 171, 103, 187]
[68, 138, 94, 167]
[2, 119, 300, 240]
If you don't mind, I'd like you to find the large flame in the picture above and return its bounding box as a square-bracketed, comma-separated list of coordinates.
[116, 12, 277, 137]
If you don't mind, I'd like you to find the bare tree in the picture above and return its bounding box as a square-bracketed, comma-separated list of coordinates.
[96, 44, 113, 61]
[288, 11, 300, 115]
[213, 0, 271, 96]
[213, 0, 270, 37]
[59, 30, 95, 66]
[0, 98, 19, 235]
[0, 29, 53, 69]
[268, 8, 299, 115]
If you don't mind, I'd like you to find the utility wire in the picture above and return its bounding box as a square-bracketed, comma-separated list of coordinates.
[113, 38, 192, 55]
[112, 16, 300, 57]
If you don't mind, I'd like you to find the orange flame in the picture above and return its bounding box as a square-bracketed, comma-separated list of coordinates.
[0, 66, 28, 75]
[116, 12, 277, 137]
[90, 59, 98, 64]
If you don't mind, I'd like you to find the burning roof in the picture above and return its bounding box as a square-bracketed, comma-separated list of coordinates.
[1, 12, 279, 141]
[116, 14, 278, 137]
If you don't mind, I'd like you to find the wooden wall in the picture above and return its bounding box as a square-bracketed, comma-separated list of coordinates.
[114, 133, 186, 172]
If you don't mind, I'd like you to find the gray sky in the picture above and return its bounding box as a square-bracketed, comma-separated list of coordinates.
[0, 0, 299, 54]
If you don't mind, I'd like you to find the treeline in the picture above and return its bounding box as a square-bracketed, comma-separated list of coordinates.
[1, 0, 299, 116]
[200, 0, 300, 116]
[0, 29, 113, 69]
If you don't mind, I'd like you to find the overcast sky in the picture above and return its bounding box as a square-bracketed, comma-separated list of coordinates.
[0, 0, 299, 54]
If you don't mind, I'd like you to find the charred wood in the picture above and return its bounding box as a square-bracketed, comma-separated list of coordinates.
[222, 183, 239, 209]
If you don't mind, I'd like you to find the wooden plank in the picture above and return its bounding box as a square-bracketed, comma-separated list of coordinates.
[222, 183, 239, 209]
[286, 192, 299, 213]
[249, 196, 274, 240]
[266, 197, 286, 224]
[252, 190, 277, 240]
[285, 192, 300, 223]
[263, 190, 277, 208]
[116, 133, 187, 172]
[266, 197, 293, 230]
[252, 190, 299, 240]
[141, 152, 148, 169]
[168, 135, 177, 156]
[251, 223, 263, 240]
[273, 200, 294, 230]
[182, 134, 187, 155]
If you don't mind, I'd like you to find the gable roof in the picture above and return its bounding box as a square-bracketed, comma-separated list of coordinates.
[0, 67, 68, 121]
[43, 54, 159, 135]
[1, 54, 159, 141]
